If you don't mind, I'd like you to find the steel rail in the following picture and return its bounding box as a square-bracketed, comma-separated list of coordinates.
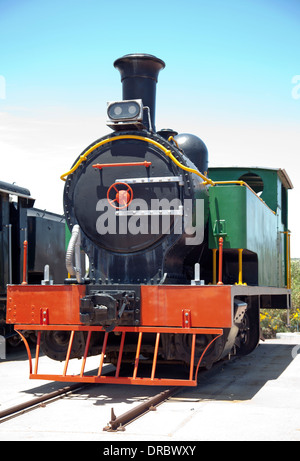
[102, 355, 237, 432]
[0, 362, 116, 422]
[103, 386, 183, 431]
[0, 382, 87, 422]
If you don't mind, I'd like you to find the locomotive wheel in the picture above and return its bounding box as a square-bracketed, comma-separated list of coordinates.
[235, 308, 260, 356]
[7, 334, 22, 347]
[41, 331, 85, 361]
[236, 312, 250, 350]
[174, 333, 225, 369]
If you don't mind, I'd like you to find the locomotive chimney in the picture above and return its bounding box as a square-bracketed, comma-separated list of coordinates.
[113, 53, 165, 131]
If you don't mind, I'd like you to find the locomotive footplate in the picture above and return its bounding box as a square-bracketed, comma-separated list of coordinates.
[79, 285, 140, 329]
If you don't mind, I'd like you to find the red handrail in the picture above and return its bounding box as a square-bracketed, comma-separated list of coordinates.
[217, 237, 224, 285]
[21, 240, 28, 285]
[93, 160, 151, 170]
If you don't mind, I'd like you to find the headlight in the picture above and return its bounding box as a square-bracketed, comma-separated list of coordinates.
[107, 99, 143, 122]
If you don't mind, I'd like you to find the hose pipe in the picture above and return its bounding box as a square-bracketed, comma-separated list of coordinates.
[66, 224, 84, 284]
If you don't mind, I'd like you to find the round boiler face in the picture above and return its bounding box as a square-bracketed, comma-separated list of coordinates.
[70, 137, 182, 253]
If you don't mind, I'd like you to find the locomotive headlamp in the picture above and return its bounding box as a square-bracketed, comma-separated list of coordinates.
[107, 99, 143, 122]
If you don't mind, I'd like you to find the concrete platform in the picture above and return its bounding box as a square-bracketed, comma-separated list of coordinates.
[0, 336, 300, 441]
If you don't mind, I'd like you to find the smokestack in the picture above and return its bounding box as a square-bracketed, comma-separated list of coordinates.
[113, 53, 165, 131]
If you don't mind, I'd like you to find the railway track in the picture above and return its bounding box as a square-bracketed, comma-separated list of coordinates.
[1, 339, 299, 441]
[0, 382, 88, 423]
[0, 378, 184, 430]
[102, 359, 232, 431]
[103, 386, 183, 431]
[0, 359, 227, 429]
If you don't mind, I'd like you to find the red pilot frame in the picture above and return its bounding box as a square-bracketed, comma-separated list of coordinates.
[6, 283, 238, 386]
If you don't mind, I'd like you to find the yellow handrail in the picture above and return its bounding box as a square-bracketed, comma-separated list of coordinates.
[60, 134, 215, 185]
[212, 180, 276, 215]
[60, 135, 274, 215]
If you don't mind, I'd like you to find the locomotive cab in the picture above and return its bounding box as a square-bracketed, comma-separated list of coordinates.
[208, 166, 293, 288]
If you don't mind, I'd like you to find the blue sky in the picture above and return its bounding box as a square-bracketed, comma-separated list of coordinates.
[1, 0, 300, 256]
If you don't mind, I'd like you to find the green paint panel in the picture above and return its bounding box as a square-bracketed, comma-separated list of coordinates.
[209, 185, 247, 249]
[65, 223, 71, 251]
[208, 185, 279, 286]
[208, 166, 288, 215]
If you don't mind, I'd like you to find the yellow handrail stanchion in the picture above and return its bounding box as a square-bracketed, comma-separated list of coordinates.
[287, 232, 291, 289]
[281, 231, 291, 289]
[235, 249, 247, 286]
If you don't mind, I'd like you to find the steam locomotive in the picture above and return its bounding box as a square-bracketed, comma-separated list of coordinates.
[0, 181, 65, 346]
[6, 54, 292, 386]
